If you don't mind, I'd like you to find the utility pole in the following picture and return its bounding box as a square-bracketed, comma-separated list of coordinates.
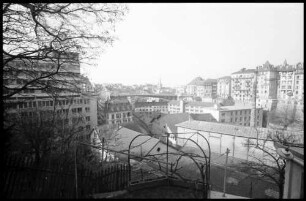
[223, 148, 230, 197]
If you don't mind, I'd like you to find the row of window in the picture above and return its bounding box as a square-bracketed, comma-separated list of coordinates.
[110, 112, 131, 120]
[110, 118, 132, 125]
[9, 98, 90, 109]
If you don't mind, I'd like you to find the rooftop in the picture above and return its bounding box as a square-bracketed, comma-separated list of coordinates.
[134, 101, 168, 107]
[232, 68, 255, 75]
[168, 100, 215, 107]
[175, 120, 304, 141]
[187, 77, 217, 86]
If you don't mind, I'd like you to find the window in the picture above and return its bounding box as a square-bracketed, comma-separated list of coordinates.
[77, 108, 82, 112]
[80, 99, 83, 104]
[221, 119, 225, 123]
[235, 111, 238, 115]
[50, 101, 53, 106]
[85, 107, 90, 112]
[24, 102, 28, 108]
[112, 114, 115, 119]
[33, 102, 36, 107]
[29, 102, 32, 108]
[230, 118, 233, 122]
[46, 101, 49, 106]
[72, 108, 77, 113]
[240, 111, 242, 115]
[86, 125, 91, 130]
[86, 116, 90, 121]
[221, 113, 225, 117]
[19, 102, 23, 109]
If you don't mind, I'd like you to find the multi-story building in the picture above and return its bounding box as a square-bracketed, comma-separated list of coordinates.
[175, 85, 186, 95]
[186, 77, 217, 100]
[3, 51, 98, 135]
[97, 98, 133, 126]
[134, 101, 168, 114]
[168, 100, 214, 114]
[200, 104, 263, 127]
[256, 61, 278, 111]
[231, 68, 255, 103]
[217, 76, 231, 99]
[293, 62, 304, 104]
[276, 60, 296, 102]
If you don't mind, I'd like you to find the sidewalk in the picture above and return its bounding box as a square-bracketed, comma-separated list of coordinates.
[210, 190, 250, 199]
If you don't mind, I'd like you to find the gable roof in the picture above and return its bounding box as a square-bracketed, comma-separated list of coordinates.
[158, 113, 191, 133]
[188, 77, 204, 85]
[232, 68, 255, 75]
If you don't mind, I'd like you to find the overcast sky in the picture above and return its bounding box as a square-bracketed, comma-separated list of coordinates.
[84, 3, 303, 87]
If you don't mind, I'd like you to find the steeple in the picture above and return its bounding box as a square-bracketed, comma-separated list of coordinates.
[283, 59, 288, 67]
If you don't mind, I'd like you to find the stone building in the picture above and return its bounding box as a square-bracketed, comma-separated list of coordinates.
[231, 68, 256, 103]
[217, 76, 231, 99]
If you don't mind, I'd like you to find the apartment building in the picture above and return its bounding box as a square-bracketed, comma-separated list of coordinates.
[231, 68, 255, 103]
[134, 101, 168, 114]
[3, 51, 98, 135]
[217, 76, 231, 99]
[200, 104, 263, 127]
[276, 60, 296, 102]
[168, 100, 214, 114]
[186, 77, 217, 100]
[293, 63, 304, 104]
[175, 85, 186, 95]
[97, 98, 133, 126]
[256, 61, 278, 111]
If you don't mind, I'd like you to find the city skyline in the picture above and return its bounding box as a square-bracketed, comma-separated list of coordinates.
[83, 3, 303, 87]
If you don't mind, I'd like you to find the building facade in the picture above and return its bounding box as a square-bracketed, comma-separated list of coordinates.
[98, 98, 133, 126]
[217, 76, 231, 99]
[231, 68, 255, 103]
[200, 104, 263, 127]
[168, 100, 215, 114]
[276, 60, 296, 102]
[134, 101, 168, 114]
[256, 61, 278, 111]
[3, 51, 98, 136]
[186, 77, 218, 100]
[293, 62, 304, 104]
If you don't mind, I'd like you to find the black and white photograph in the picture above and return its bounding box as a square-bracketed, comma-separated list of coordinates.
[2, 3, 304, 199]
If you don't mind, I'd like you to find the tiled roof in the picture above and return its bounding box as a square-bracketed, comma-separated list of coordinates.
[187, 77, 217, 86]
[121, 122, 146, 133]
[189, 113, 217, 122]
[232, 68, 255, 75]
[168, 101, 214, 107]
[157, 113, 191, 133]
[217, 76, 231, 80]
[187, 77, 204, 85]
[186, 101, 215, 107]
[135, 101, 168, 107]
[175, 120, 304, 141]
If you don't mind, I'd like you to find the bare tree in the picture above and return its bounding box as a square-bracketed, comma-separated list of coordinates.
[232, 130, 302, 199]
[3, 3, 128, 99]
